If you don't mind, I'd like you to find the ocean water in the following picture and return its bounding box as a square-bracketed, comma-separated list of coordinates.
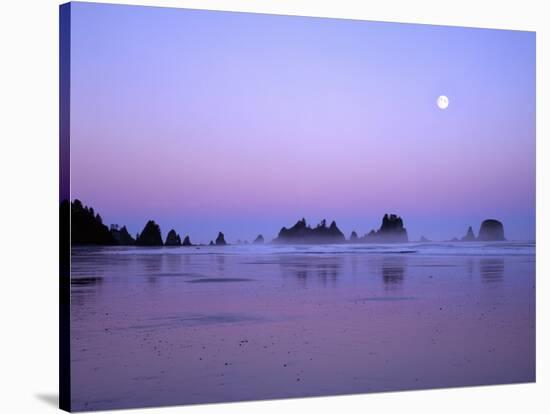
[70, 242, 535, 411]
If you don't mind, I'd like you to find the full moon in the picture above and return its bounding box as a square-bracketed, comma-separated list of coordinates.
[437, 95, 449, 110]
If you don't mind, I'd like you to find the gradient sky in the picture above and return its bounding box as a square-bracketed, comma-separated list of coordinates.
[68, 2, 536, 243]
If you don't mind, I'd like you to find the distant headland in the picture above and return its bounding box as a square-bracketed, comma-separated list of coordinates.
[63, 199, 506, 246]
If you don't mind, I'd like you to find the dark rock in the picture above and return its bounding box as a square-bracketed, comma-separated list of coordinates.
[71, 199, 116, 245]
[274, 218, 345, 244]
[165, 229, 181, 246]
[349, 231, 358, 242]
[136, 220, 163, 246]
[110, 225, 135, 245]
[380, 214, 407, 237]
[253, 234, 264, 244]
[327, 221, 345, 240]
[478, 219, 505, 241]
[182, 235, 192, 246]
[361, 214, 408, 243]
[461, 226, 476, 242]
[215, 232, 227, 246]
[277, 218, 307, 241]
[209, 240, 215, 246]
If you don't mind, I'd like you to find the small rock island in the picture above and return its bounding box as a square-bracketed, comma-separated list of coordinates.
[165, 229, 182, 246]
[274, 218, 345, 244]
[461, 226, 476, 242]
[456, 219, 506, 242]
[478, 219, 506, 241]
[136, 220, 164, 246]
[358, 214, 409, 243]
[110, 225, 135, 245]
[215, 232, 227, 246]
[253, 234, 264, 244]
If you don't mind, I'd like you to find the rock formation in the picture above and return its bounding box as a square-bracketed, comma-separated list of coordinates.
[215, 232, 227, 246]
[419, 236, 430, 242]
[70, 200, 508, 248]
[110, 225, 135, 245]
[253, 234, 264, 244]
[461, 226, 476, 242]
[274, 218, 345, 244]
[209, 240, 215, 246]
[478, 219, 505, 241]
[326, 220, 345, 240]
[136, 220, 163, 246]
[165, 229, 182, 246]
[360, 214, 408, 243]
[276, 218, 308, 242]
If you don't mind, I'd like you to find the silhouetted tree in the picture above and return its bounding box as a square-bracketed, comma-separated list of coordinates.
[70, 199, 115, 245]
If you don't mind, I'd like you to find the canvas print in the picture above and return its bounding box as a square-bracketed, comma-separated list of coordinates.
[59, 2, 536, 412]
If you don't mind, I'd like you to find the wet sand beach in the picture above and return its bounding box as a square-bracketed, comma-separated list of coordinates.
[70, 242, 535, 411]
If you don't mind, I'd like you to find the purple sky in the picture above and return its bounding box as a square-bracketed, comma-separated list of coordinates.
[68, 2, 535, 243]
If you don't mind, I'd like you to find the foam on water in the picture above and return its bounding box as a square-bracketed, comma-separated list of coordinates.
[75, 241, 535, 257]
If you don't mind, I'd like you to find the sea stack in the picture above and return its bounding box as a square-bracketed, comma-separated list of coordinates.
[362, 214, 408, 243]
[349, 231, 358, 242]
[478, 219, 505, 241]
[182, 235, 192, 246]
[165, 229, 182, 246]
[461, 226, 476, 242]
[253, 234, 264, 244]
[110, 225, 135, 245]
[136, 220, 163, 246]
[215, 232, 227, 245]
[274, 218, 345, 244]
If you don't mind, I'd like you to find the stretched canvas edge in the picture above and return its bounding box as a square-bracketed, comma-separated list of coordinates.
[59, 2, 72, 412]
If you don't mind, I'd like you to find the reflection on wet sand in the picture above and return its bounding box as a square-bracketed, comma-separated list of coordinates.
[216, 254, 225, 272]
[479, 258, 505, 283]
[278, 256, 343, 286]
[71, 276, 103, 286]
[164, 253, 183, 273]
[381, 256, 406, 288]
[187, 278, 254, 283]
[69, 245, 535, 411]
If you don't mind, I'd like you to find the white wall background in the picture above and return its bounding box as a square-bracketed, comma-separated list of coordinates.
[0, 0, 547, 413]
